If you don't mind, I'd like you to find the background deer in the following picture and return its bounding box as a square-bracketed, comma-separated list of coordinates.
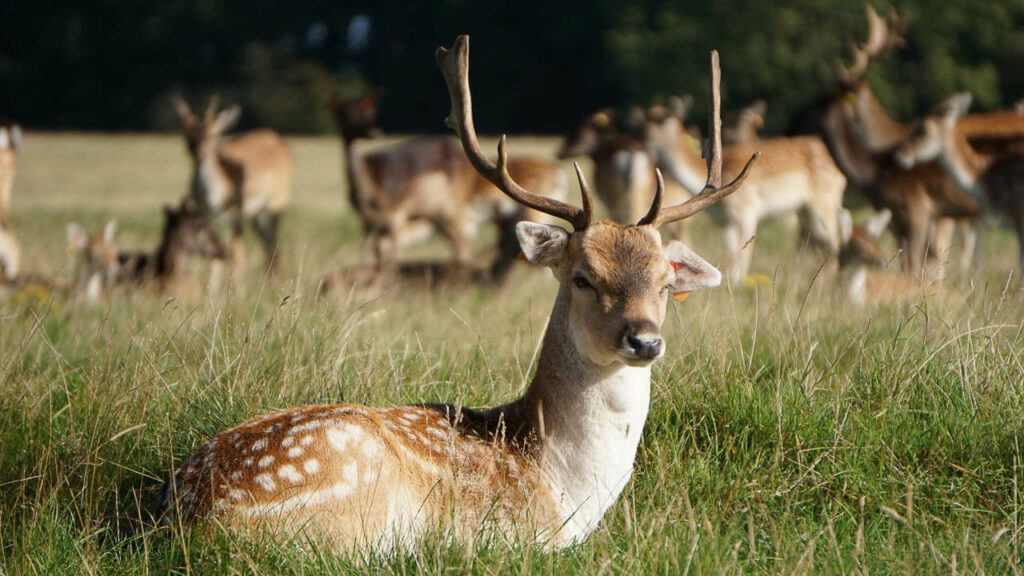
[173, 96, 292, 272]
[327, 93, 567, 274]
[0, 119, 22, 280]
[896, 92, 1024, 275]
[67, 206, 226, 300]
[163, 37, 756, 552]
[722, 99, 766, 145]
[646, 101, 845, 285]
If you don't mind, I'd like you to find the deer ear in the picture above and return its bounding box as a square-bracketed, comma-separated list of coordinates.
[839, 209, 854, 244]
[864, 208, 891, 237]
[103, 220, 117, 244]
[67, 223, 88, 252]
[214, 105, 242, 133]
[664, 241, 721, 297]
[516, 222, 569, 268]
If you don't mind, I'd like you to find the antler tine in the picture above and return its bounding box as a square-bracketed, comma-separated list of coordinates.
[573, 162, 595, 229]
[838, 45, 871, 85]
[205, 94, 221, 120]
[647, 50, 759, 227]
[435, 36, 588, 230]
[636, 169, 664, 226]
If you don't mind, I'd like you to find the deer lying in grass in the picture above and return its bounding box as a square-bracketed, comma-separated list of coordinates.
[163, 38, 757, 552]
[327, 93, 567, 272]
[646, 99, 845, 285]
[173, 97, 292, 272]
[67, 205, 226, 301]
[896, 93, 1024, 275]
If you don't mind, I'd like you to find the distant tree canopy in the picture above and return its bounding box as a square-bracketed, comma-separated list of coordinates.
[2, 0, 1023, 134]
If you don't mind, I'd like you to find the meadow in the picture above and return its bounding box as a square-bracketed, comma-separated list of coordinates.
[1, 132, 1023, 574]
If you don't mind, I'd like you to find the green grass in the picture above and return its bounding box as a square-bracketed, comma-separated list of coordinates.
[1, 133, 1024, 574]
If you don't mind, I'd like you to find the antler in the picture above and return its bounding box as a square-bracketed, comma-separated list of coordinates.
[638, 51, 759, 227]
[436, 36, 592, 230]
[838, 4, 905, 84]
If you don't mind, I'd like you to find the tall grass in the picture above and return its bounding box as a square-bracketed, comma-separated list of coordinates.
[0, 133, 1022, 574]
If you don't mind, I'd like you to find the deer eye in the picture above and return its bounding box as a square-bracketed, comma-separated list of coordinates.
[573, 276, 593, 291]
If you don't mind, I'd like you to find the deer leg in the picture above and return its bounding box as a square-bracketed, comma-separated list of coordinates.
[905, 207, 930, 278]
[254, 211, 281, 274]
[956, 219, 978, 275]
[930, 217, 955, 282]
[724, 212, 757, 286]
[436, 212, 470, 266]
[230, 213, 246, 279]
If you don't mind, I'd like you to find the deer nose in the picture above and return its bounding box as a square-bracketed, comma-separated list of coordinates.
[622, 321, 664, 361]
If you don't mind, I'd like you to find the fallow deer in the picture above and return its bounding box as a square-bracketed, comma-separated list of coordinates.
[646, 101, 846, 285]
[557, 104, 692, 241]
[896, 92, 1024, 275]
[795, 3, 980, 279]
[67, 206, 226, 300]
[163, 38, 757, 552]
[173, 97, 292, 272]
[327, 94, 567, 272]
[722, 100, 766, 146]
[0, 221, 20, 281]
[0, 118, 21, 225]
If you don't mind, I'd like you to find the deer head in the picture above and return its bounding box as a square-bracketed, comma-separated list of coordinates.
[173, 95, 242, 159]
[67, 220, 120, 300]
[895, 92, 972, 169]
[161, 203, 227, 260]
[436, 36, 757, 365]
[326, 93, 384, 142]
[839, 208, 891, 270]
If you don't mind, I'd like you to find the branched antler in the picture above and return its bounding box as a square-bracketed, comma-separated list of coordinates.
[638, 51, 759, 226]
[838, 4, 905, 85]
[435, 36, 592, 230]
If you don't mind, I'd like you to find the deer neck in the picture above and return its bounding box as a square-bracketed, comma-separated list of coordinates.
[509, 287, 651, 541]
[852, 88, 912, 152]
[340, 137, 375, 216]
[821, 102, 879, 187]
[939, 126, 991, 199]
[193, 142, 233, 213]
[652, 126, 709, 194]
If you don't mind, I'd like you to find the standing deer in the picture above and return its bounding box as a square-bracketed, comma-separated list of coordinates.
[646, 102, 846, 285]
[557, 104, 692, 242]
[0, 119, 22, 279]
[327, 93, 567, 276]
[794, 3, 980, 279]
[163, 38, 756, 552]
[896, 92, 1024, 275]
[173, 97, 292, 273]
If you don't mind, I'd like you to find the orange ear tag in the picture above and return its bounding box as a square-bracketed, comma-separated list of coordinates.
[672, 292, 692, 302]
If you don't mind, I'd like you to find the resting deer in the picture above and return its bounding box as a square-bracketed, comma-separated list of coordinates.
[163, 38, 757, 552]
[557, 104, 692, 241]
[173, 97, 292, 272]
[327, 93, 567, 273]
[67, 206, 226, 300]
[896, 92, 1024, 275]
[793, 3, 980, 279]
[646, 98, 845, 285]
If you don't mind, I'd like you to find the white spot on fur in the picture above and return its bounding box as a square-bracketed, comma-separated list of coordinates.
[277, 464, 303, 484]
[254, 473, 276, 492]
[288, 420, 327, 435]
[281, 436, 294, 448]
[230, 471, 243, 481]
[360, 441, 379, 458]
[243, 457, 254, 467]
[300, 435, 315, 446]
[303, 459, 320, 475]
[229, 489, 247, 501]
[342, 461, 358, 487]
[287, 446, 304, 458]
[252, 439, 266, 452]
[327, 426, 364, 453]
[258, 456, 275, 469]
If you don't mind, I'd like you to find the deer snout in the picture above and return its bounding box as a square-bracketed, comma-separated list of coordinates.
[620, 321, 664, 362]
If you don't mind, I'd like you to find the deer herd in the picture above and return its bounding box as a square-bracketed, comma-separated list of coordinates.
[1, 2, 1023, 556]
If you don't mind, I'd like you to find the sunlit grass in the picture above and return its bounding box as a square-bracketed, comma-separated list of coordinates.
[1, 133, 1023, 574]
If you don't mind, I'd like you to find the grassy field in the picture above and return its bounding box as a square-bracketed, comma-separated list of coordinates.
[1, 132, 1024, 574]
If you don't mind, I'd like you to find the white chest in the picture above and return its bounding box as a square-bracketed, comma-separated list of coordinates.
[195, 158, 233, 213]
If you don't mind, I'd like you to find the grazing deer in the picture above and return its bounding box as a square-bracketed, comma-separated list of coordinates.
[896, 92, 1024, 275]
[557, 104, 692, 241]
[794, 3, 980, 279]
[163, 38, 757, 552]
[327, 94, 567, 272]
[646, 101, 845, 285]
[67, 206, 226, 300]
[173, 97, 292, 272]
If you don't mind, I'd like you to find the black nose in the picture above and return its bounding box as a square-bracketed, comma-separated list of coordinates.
[622, 320, 664, 360]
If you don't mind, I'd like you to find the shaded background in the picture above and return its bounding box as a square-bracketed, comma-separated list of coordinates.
[1, 0, 1022, 134]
